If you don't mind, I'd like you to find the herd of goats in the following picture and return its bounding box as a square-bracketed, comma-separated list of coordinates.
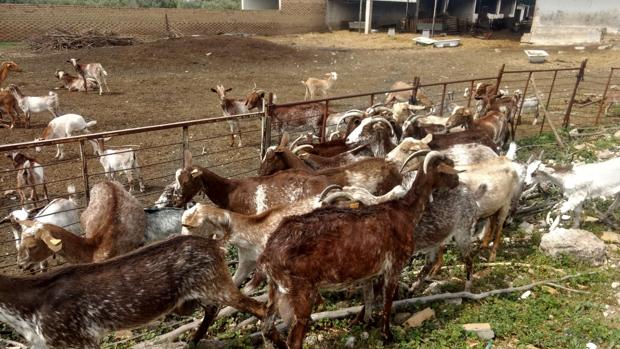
[0, 58, 620, 349]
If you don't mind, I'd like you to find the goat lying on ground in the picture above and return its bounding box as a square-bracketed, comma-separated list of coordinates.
[174, 150, 401, 214]
[259, 152, 460, 349]
[67, 58, 109, 95]
[528, 157, 620, 230]
[35, 113, 97, 160]
[8, 84, 59, 128]
[302, 72, 337, 100]
[0, 61, 22, 87]
[54, 70, 99, 92]
[17, 181, 145, 268]
[6, 151, 49, 207]
[88, 138, 146, 193]
[0, 235, 266, 349]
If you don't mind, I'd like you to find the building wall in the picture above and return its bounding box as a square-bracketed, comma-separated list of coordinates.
[327, 0, 415, 30]
[0, 1, 326, 41]
[527, 0, 620, 45]
[326, 0, 359, 29]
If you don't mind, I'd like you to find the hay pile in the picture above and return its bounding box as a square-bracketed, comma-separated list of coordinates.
[28, 29, 135, 51]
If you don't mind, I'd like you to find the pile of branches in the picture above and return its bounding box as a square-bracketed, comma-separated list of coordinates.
[28, 29, 135, 51]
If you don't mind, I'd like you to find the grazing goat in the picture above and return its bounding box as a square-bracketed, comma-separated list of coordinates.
[7, 84, 58, 128]
[175, 150, 401, 214]
[0, 61, 21, 86]
[259, 152, 459, 349]
[528, 157, 620, 230]
[0, 88, 21, 129]
[67, 58, 109, 95]
[6, 152, 49, 207]
[301, 72, 337, 100]
[17, 181, 145, 268]
[88, 138, 146, 193]
[1, 235, 266, 349]
[211, 85, 249, 147]
[245, 90, 326, 136]
[384, 81, 433, 108]
[34, 113, 96, 160]
[54, 70, 99, 92]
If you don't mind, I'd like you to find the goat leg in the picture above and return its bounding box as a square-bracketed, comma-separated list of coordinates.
[262, 282, 287, 349]
[380, 274, 399, 342]
[428, 245, 446, 277]
[189, 304, 219, 347]
[350, 280, 375, 326]
[287, 288, 316, 349]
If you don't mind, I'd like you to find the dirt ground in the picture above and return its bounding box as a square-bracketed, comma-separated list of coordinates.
[0, 30, 619, 270]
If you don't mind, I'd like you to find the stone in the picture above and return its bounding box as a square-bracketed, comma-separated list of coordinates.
[614, 130, 620, 140]
[587, 342, 598, 349]
[540, 228, 606, 266]
[598, 45, 611, 50]
[345, 336, 356, 348]
[574, 143, 587, 150]
[393, 312, 412, 324]
[445, 297, 463, 305]
[601, 231, 620, 244]
[494, 48, 502, 53]
[616, 292, 620, 306]
[608, 244, 619, 253]
[360, 332, 369, 340]
[463, 323, 495, 340]
[596, 149, 614, 160]
[519, 221, 535, 235]
[520, 290, 532, 299]
[612, 282, 620, 289]
[404, 307, 435, 328]
[574, 46, 586, 50]
[569, 128, 580, 137]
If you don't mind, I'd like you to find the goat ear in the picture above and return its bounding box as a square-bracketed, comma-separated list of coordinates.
[184, 149, 193, 168]
[66, 60, 71, 63]
[437, 163, 458, 175]
[210, 88, 217, 93]
[225, 88, 233, 92]
[40, 229, 63, 252]
[421, 134, 433, 144]
[279, 133, 290, 147]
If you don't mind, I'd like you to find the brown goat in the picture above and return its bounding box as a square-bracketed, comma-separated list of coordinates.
[54, 70, 100, 92]
[174, 150, 402, 214]
[259, 152, 460, 349]
[6, 152, 49, 207]
[17, 181, 146, 268]
[446, 106, 510, 148]
[1, 235, 266, 348]
[0, 88, 21, 129]
[0, 61, 22, 87]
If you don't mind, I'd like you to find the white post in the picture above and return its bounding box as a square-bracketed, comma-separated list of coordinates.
[431, 0, 437, 37]
[364, 0, 373, 34]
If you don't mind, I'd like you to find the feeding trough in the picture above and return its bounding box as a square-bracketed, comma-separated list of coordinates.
[524, 50, 549, 63]
[414, 37, 460, 48]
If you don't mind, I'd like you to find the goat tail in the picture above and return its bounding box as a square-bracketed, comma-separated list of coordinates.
[505, 142, 517, 161]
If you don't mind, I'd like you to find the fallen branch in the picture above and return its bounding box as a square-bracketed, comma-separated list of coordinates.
[0, 338, 28, 348]
[544, 282, 590, 294]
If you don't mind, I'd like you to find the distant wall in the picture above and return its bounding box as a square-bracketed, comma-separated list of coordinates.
[0, 1, 327, 41]
[527, 0, 620, 45]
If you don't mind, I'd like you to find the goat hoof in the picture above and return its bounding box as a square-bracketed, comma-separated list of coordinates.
[381, 329, 394, 343]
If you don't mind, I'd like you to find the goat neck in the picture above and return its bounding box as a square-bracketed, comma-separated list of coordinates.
[401, 153, 459, 209]
[274, 148, 313, 172]
[177, 166, 236, 208]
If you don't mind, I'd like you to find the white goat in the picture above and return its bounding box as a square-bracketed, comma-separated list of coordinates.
[527, 157, 620, 230]
[514, 89, 540, 125]
[301, 72, 337, 100]
[211, 85, 248, 147]
[88, 138, 146, 193]
[67, 58, 109, 95]
[35, 114, 96, 160]
[7, 84, 58, 128]
[54, 70, 99, 92]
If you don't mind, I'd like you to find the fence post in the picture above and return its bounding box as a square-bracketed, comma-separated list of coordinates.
[539, 70, 558, 135]
[494, 64, 505, 94]
[466, 80, 474, 108]
[181, 126, 189, 167]
[563, 59, 587, 128]
[79, 139, 90, 201]
[260, 93, 273, 158]
[411, 76, 420, 104]
[320, 100, 329, 143]
[594, 67, 615, 125]
[439, 83, 447, 116]
[516, 71, 533, 126]
[370, 93, 375, 107]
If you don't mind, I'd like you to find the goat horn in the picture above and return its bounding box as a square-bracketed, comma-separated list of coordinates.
[400, 149, 431, 173]
[368, 118, 395, 136]
[423, 151, 444, 174]
[321, 192, 355, 205]
[336, 111, 364, 130]
[292, 144, 313, 155]
[289, 135, 306, 150]
[403, 114, 423, 128]
[319, 185, 343, 201]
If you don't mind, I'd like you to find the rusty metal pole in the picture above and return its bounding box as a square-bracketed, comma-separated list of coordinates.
[181, 126, 189, 167]
[261, 93, 274, 157]
[79, 140, 90, 201]
[412, 76, 420, 104]
[370, 93, 375, 107]
[494, 64, 505, 95]
[563, 59, 588, 128]
[439, 83, 447, 116]
[516, 71, 533, 126]
[594, 67, 615, 125]
[539, 70, 558, 135]
[320, 100, 329, 142]
[467, 80, 474, 107]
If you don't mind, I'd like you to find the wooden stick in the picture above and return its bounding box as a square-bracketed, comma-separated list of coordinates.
[0, 338, 28, 349]
[530, 76, 565, 148]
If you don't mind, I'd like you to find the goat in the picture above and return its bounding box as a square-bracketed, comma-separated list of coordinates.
[445, 106, 510, 149]
[245, 90, 326, 136]
[0, 61, 22, 87]
[34, 114, 96, 160]
[1, 235, 266, 349]
[528, 157, 620, 230]
[384, 81, 433, 108]
[301, 72, 337, 100]
[513, 89, 540, 125]
[88, 138, 145, 193]
[17, 181, 145, 268]
[143, 207, 183, 242]
[6, 152, 49, 207]
[7, 84, 58, 128]
[345, 117, 398, 157]
[54, 70, 99, 92]
[0, 88, 21, 129]
[211, 85, 249, 147]
[174, 150, 401, 214]
[259, 152, 460, 349]
[67, 58, 109, 95]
